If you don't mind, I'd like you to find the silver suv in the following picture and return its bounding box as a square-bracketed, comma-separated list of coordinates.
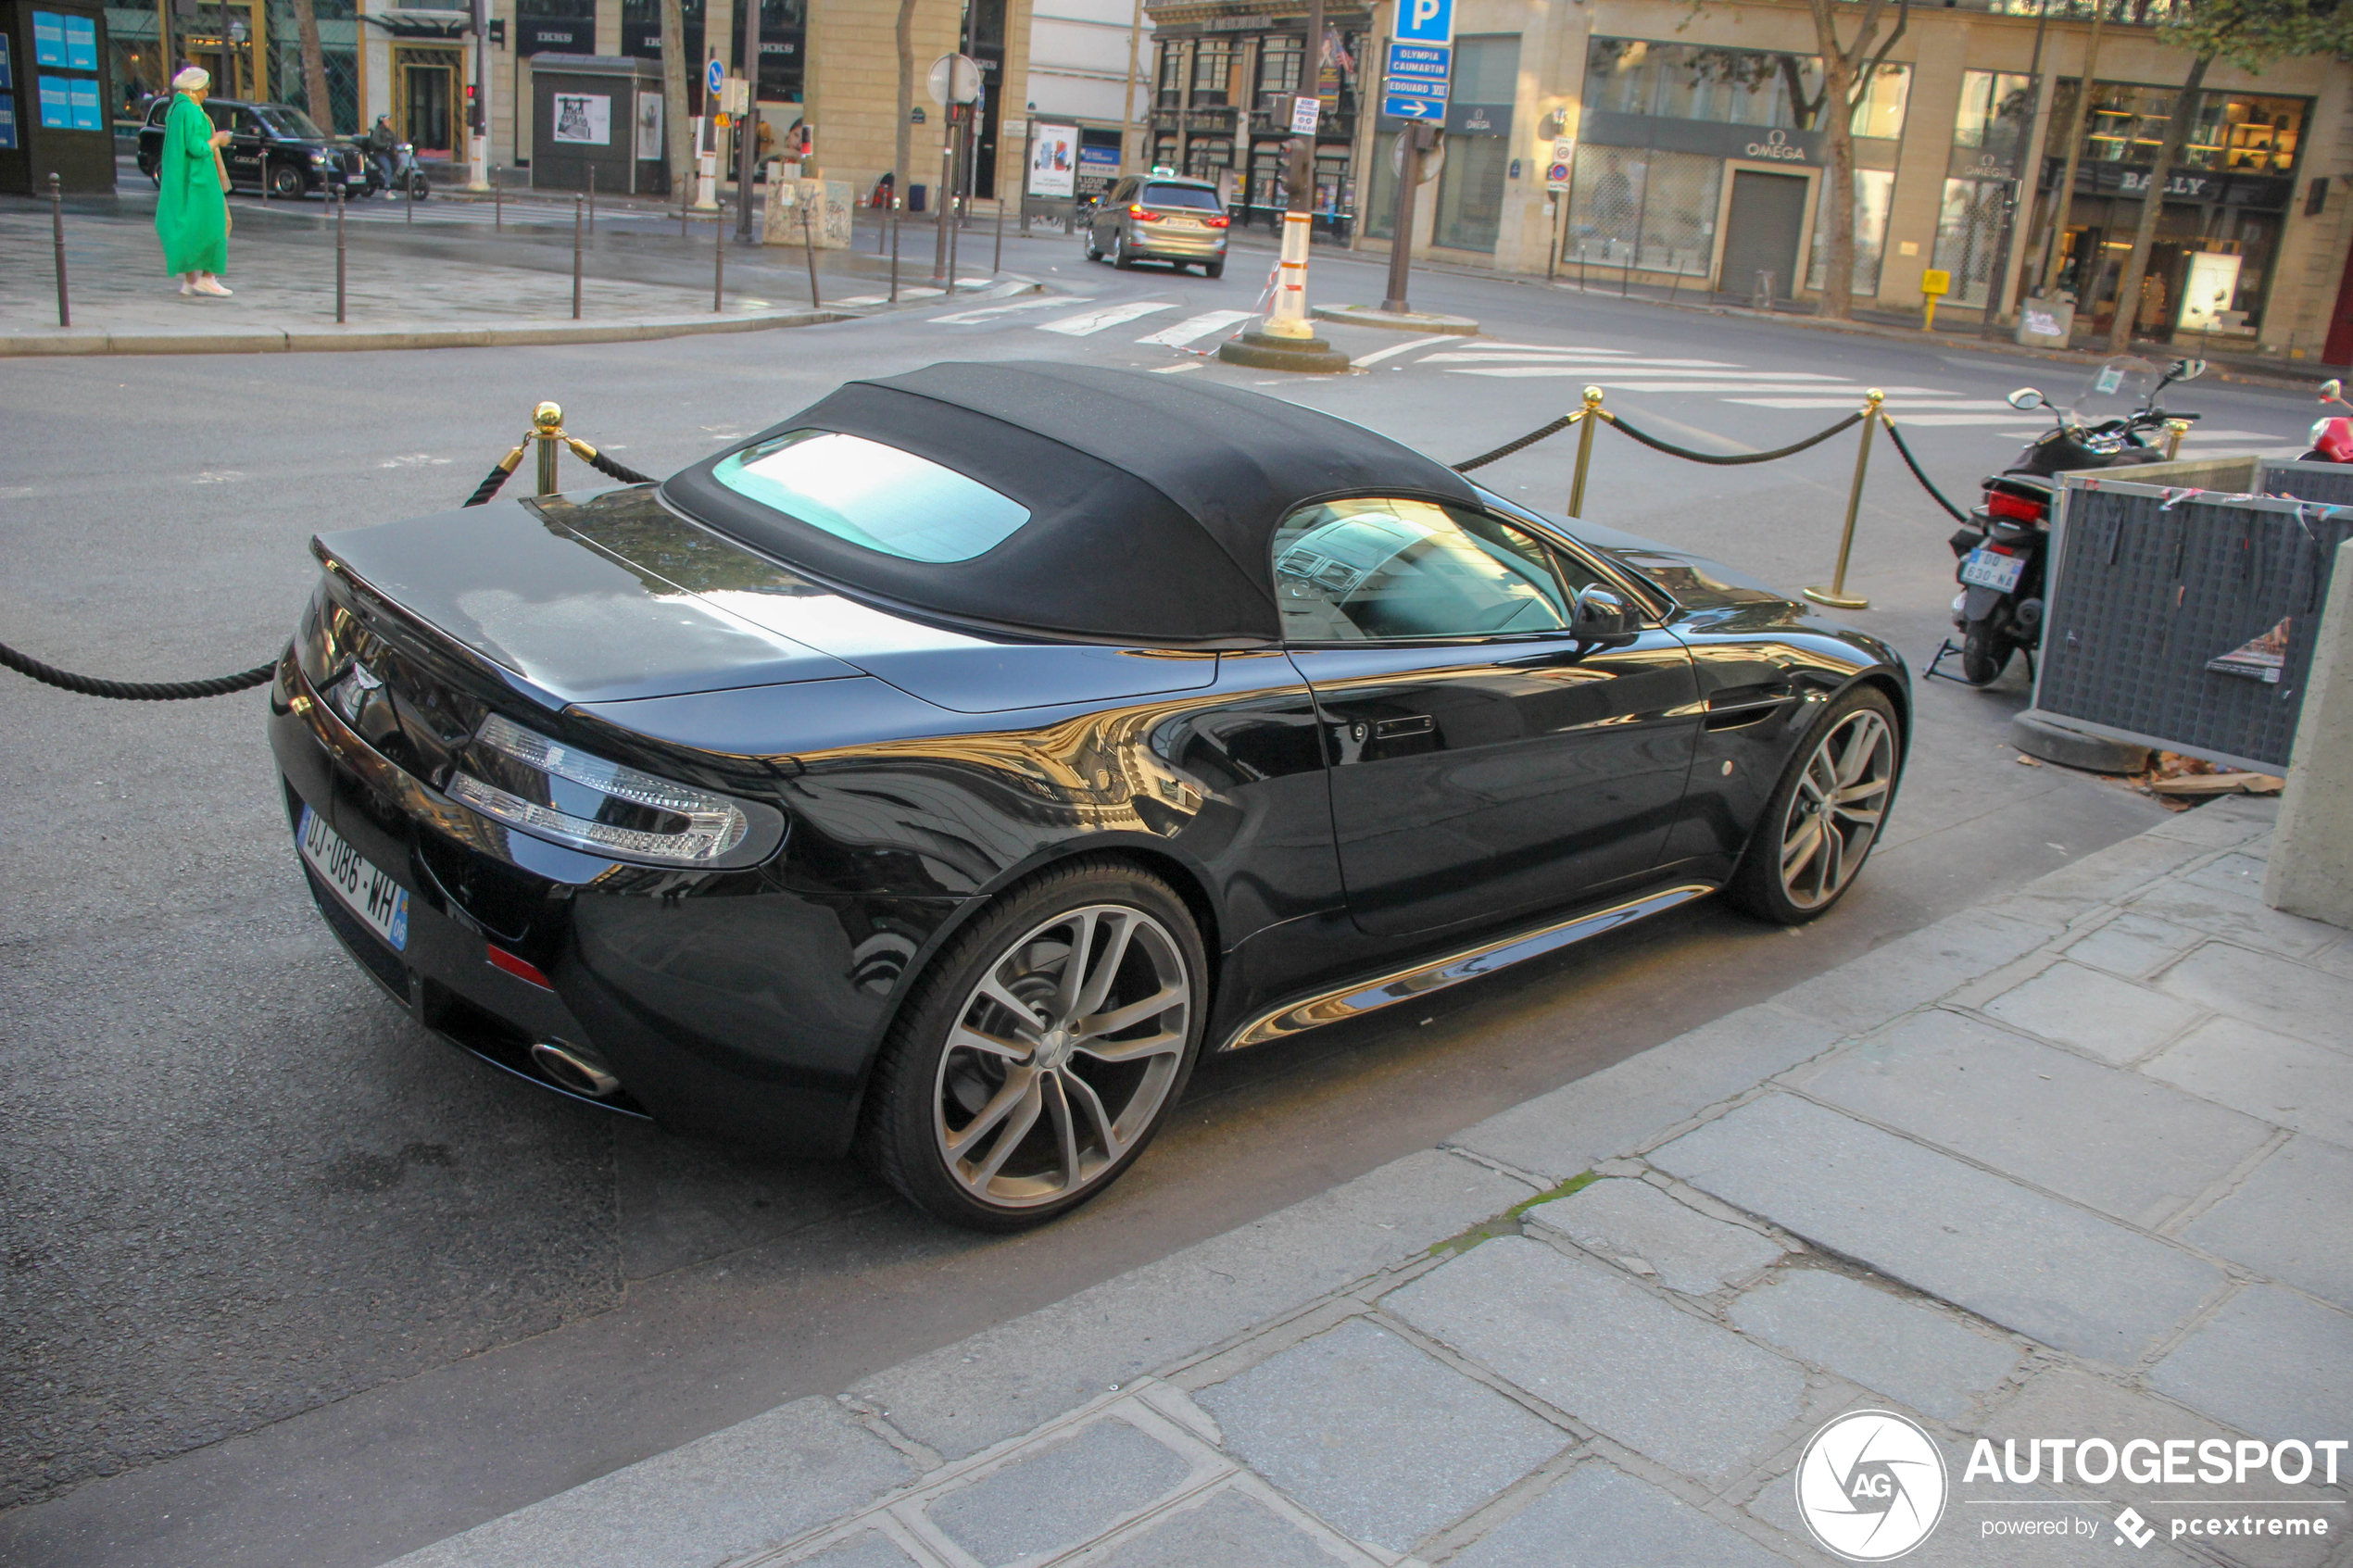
[1084, 175, 1229, 278]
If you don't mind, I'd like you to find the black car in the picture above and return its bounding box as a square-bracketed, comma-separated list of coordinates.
[137, 96, 365, 198]
[270, 363, 1908, 1230]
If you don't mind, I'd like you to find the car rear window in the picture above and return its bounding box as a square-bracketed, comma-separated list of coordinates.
[711, 430, 1032, 563]
[1141, 183, 1220, 211]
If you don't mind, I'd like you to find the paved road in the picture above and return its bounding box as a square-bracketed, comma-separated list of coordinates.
[0, 241, 2319, 1568]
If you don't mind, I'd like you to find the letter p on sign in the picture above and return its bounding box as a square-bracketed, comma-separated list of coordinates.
[1400, 0, 1452, 43]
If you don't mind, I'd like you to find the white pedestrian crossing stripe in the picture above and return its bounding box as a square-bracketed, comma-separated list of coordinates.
[1039, 300, 1178, 336]
[1135, 309, 1255, 346]
[928, 296, 1072, 323]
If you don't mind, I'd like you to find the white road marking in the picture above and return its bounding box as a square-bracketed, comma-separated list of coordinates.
[1445, 366, 1852, 382]
[1423, 352, 1739, 368]
[1351, 333, 1457, 368]
[1038, 300, 1178, 336]
[835, 294, 890, 306]
[1136, 309, 1256, 346]
[1879, 412, 2082, 426]
[1151, 360, 1206, 373]
[1731, 397, 2018, 410]
[929, 296, 1071, 324]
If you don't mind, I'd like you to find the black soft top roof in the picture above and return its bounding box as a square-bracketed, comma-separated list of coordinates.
[661, 360, 1480, 644]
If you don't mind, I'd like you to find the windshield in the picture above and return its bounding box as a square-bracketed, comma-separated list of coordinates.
[1141, 183, 1220, 211]
[255, 105, 327, 139]
[711, 430, 1032, 563]
[2073, 355, 2160, 416]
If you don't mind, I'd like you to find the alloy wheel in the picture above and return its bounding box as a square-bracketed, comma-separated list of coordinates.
[932, 904, 1190, 1210]
[1777, 709, 1895, 910]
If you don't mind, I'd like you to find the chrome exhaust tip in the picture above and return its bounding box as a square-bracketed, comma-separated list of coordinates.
[531, 1038, 621, 1099]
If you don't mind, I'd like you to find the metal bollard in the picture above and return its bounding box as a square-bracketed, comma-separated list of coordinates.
[889, 197, 901, 304]
[493, 168, 502, 231]
[801, 197, 822, 309]
[713, 207, 725, 312]
[573, 196, 584, 320]
[407, 160, 415, 223]
[1752, 270, 1774, 311]
[335, 186, 346, 323]
[992, 189, 1004, 274]
[1804, 391, 1884, 611]
[1567, 385, 1604, 517]
[48, 173, 69, 328]
[587, 163, 596, 234]
[534, 401, 564, 495]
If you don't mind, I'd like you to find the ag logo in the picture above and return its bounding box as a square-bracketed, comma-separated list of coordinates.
[1794, 1410, 1948, 1561]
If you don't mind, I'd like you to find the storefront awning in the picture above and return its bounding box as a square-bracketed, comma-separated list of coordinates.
[363, 12, 470, 40]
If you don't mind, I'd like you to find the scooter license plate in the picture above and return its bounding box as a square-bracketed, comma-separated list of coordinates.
[1960, 548, 2026, 593]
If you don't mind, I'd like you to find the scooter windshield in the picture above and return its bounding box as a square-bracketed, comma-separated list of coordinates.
[2071, 355, 2160, 419]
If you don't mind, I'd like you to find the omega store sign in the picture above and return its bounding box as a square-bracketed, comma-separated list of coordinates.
[1579, 110, 1825, 166]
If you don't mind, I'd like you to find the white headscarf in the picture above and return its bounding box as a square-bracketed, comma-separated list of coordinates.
[172, 65, 209, 93]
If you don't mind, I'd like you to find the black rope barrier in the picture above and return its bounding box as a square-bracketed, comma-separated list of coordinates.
[573, 444, 657, 486]
[1, 640, 276, 701]
[1879, 416, 1971, 523]
[462, 448, 524, 508]
[1600, 408, 1864, 466]
[1453, 412, 1581, 473]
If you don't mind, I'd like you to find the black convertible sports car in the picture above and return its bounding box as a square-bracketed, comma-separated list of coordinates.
[271, 362, 1907, 1229]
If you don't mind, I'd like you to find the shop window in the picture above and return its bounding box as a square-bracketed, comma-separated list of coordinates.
[1933, 178, 2012, 307]
[2048, 80, 2306, 175]
[1955, 69, 2034, 152]
[1808, 168, 1894, 295]
[1191, 39, 1229, 105]
[1584, 37, 1824, 131]
[1364, 129, 1399, 239]
[1567, 144, 1720, 276]
[1151, 132, 1177, 173]
[1434, 131, 1510, 251]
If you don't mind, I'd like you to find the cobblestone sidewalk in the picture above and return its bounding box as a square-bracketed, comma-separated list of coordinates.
[387, 795, 2353, 1568]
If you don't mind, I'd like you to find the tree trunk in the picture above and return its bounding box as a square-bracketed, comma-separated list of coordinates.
[2035, 0, 2107, 300]
[2107, 51, 2209, 352]
[1818, 49, 1857, 320]
[896, 0, 916, 202]
[291, 0, 333, 132]
[661, 0, 691, 198]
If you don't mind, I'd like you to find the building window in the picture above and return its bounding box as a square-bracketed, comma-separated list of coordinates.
[1428, 34, 1517, 253]
[1808, 168, 1895, 295]
[1933, 178, 2012, 307]
[1157, 41, 1183, 107]
[1186, 135, 1232, 181]
[1256, 33, 1302, 97]
[1191, 38, 1230, 105]
[1955, 69, 2034, 153]
[1151, 132, 1178, 173]
[1850, 64, 1910, 140]
[2049, 81, 2306, 174]
[1584, 38, 1824, 130]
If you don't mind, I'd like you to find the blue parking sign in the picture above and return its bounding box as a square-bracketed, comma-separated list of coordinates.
[1396, 0, 1453, 44]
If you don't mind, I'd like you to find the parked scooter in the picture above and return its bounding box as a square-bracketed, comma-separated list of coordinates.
[1939, 355, 2206, 685]
[359, 143, 431, 201]
[2299, 378, 2353, 463]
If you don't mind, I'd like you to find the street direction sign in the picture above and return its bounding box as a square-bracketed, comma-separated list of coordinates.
[1397, 0, 1453, 44]
[707, 57, 724, 95]
[1382, 39, 1449, 122]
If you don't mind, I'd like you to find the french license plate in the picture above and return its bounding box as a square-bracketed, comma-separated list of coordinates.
[298, 805, 409, 951]
[1959, 547, 2026, 593]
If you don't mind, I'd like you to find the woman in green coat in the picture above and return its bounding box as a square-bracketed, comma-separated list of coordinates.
[156, 66, 234, 296]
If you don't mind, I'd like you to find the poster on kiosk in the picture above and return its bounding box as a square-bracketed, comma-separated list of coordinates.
[1029, 123, 1077, 198]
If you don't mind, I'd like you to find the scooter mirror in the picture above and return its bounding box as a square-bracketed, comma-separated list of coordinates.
[2322, 379, 2344, 403]
[2007, 388, 2045, 410]
[2173, 358, 2207, 382]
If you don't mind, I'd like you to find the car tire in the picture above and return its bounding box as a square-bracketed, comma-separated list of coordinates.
[1205, 259, 1225, 280]
[1723, 684, 1902, 927]
[860, 859, 1206, 1231]
[270, 163, 305, 199]
[1084, 229, 1102, 261]
[1112, 232, 1134, 270]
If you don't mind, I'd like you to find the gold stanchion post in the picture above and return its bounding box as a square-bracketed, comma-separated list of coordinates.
[1566, 386, 1604, 517]
[1804, 390, 1883, 610]
[2164, 418, 2189, 460]
[534, 401, 564, 495]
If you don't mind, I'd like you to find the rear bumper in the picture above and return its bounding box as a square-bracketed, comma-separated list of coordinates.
[268, 651, 967, 1157]
[1129, 224, 1227, 259]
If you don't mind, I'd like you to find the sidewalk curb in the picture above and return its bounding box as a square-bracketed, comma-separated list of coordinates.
[0, 278, 1044, 358]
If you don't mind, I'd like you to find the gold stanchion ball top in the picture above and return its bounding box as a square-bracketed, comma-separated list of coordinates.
[533, 401, 564, 434]
[1581, 384, 1604, 408]
[1864, 388, 1884, 406]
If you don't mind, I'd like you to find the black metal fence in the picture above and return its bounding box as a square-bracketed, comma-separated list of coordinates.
[2033, 459, 2353, 771]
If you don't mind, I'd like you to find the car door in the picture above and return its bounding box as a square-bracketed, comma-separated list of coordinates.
[1097, 177, 1134, 246]
[1277, 497, 1701, 940]
[225, 107, 267, 188]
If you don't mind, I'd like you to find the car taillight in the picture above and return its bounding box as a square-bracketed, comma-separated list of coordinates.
[450, 711, 749, 866]
[1985, 490, 2043, 521]
[2312, 417, 2353, 460]
[1129, 204, 1161, 221]
[1204, 214, 1230, 228]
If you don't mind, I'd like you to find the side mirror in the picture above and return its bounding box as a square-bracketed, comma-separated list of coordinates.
[2007, 388, 2045, 410]
[1569, 586, 1640, 646]
[2172, 358, 2207, 382]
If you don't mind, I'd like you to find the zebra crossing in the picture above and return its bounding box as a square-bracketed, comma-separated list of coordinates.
[924, 295, 1256, 349]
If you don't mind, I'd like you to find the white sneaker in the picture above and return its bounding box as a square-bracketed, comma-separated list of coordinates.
[195, 276, 233, 296]
[179, 277, 195, 295]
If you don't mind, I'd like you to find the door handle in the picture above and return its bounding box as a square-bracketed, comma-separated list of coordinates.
[1372, 714, 1434, 740]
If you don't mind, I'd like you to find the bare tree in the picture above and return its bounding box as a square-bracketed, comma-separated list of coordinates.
[1804, 0, 1907, 320]
[291, 0, 334, 132]
[896, 0, 916, 204]
[661, 0, 691, 197]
